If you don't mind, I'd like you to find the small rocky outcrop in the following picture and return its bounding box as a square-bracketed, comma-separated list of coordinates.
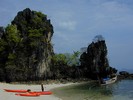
[80, 35, 117, 79]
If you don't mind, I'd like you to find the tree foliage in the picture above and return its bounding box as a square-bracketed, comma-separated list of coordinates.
[51, 51, 81, 79]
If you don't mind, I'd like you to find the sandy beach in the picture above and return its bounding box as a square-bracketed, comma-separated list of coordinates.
[0, 82, 76, 100]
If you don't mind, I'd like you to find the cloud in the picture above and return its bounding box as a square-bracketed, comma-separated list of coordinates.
[51, 11, 77, 31]
[80, 0, 133, 34]
[58, 21, 77, 31]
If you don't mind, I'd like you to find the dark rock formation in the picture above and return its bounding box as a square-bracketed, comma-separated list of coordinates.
[80, 35, 117, 79]
[11, 8, 54, 79]
[0, 27, 4, 38]
[119, 71, 129, 76]
[0, 8, 54, 82]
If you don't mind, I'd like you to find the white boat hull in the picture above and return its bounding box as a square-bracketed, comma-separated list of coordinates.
[101, 75, 117, 85]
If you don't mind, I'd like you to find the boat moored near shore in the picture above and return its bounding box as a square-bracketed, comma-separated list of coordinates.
[101, 75, 117, 85]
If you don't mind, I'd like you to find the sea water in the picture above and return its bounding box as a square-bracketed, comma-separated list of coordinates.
[52, 80, 133, 100]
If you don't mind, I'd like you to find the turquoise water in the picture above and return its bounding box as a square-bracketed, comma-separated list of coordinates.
[52, 80, 133, 100]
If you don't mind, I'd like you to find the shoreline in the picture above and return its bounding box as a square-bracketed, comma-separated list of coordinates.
[0, 82, 82, 100]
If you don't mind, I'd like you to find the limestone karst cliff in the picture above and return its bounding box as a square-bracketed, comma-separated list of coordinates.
[11, 8, 54, 79]
[0, 8, 54, 82]
[80, 35, 117, 79]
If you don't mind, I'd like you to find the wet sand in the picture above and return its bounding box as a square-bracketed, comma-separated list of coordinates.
[0, 82, 76, 100]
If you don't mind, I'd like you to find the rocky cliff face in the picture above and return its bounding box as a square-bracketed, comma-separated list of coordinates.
[0, 8, 54, 82]
[11, 8, 54, 80]
[37, 30, 54, 79]
[0, 27, 4, 38]
[80, 35, 117, 79]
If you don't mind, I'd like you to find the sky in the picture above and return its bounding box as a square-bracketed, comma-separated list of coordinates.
[0, 0, 133, 71]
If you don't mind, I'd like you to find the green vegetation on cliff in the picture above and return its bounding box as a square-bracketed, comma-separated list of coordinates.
[51, 51, 81, 79]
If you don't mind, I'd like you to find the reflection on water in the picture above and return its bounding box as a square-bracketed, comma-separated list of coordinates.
[52, 80, 133, 100]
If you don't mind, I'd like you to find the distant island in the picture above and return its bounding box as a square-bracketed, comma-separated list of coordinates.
[0, 8, 117, 83]
[118, 71, 133, 80]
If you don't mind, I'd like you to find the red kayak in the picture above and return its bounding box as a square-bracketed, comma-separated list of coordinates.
[4, 89, 27, 93]
[16, 93, 40, 97]
[4, 89, 52, 95]
[29, 91, 52, 95]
